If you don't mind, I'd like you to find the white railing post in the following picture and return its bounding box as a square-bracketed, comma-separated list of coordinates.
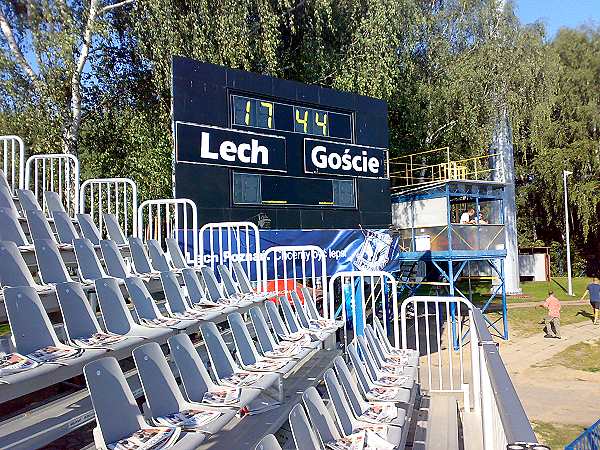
[79, 178, 138, 238]
[24, 153, 80, 217]
[137, 198, 198, 266]
[0, 135, 25, 193]
[199, 221, 262, 289]
[262, 245, 327, 314]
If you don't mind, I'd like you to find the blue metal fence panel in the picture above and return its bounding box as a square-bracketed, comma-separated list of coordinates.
[565, 418, 600, 450]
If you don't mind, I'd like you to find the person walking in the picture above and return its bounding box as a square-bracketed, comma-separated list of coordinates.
[580, 277, 600, 325]
[539, 291, 561, 338]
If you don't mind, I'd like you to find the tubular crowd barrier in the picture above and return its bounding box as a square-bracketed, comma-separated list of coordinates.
[401, 296, 538, 450]
[199, 221, 262, 287]
[262, 245, 328, 316]
[1, 135, 25, 193]
[137, 198, 198, 266]
[79, 178, 138, 238]
[24, 153, 80, 217]
[328, 270, 398, 347]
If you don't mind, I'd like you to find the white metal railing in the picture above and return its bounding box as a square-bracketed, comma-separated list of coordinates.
[329, 270, 398, 347]
[199, 221, 261, 288]
[400, 296, 537, 449]
[24, 153, 80, 217]
[1, 135, 25, 193]
[137, 199, 198, 266]
[262, 245, 328, 317]
[79, 178, 138, 238]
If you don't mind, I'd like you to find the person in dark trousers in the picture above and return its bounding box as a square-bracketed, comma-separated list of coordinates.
[539, 291, 561, 338]
[580, 277, 600, 325]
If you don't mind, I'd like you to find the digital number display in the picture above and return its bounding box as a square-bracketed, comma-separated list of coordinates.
[231, 95, 352, 140]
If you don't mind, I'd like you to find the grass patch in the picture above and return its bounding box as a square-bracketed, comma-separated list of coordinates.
[0, 323, 10, 336]
[532, 420, 586, 449]
[486, 305, 591, 337]
[536, 338, 600, 372]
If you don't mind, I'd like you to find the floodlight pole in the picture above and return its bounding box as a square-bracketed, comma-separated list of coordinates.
[563, 170, 573, 296]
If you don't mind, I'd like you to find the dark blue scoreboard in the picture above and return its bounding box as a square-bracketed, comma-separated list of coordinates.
[172, 56, 391, 229]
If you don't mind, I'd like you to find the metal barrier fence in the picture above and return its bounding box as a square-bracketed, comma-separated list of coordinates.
[328, 270, 398, 347]
[262, 245, 328, 317]
[199, 221, 262, 287]
[400, 295, 538, 450]
[1, 135, 25, 193]
[24, 153, 80, 217]
[79, 178, 138, 238]
[565, 418, 600, 450]
[137, 199, 198, 266]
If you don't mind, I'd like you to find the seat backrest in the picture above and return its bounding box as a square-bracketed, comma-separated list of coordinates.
[265, 300, 290, 338]
[302, 386, 342, 444]
[0, 240, 37, 287]
[200, 322, 237, 380]
[217, 264, 240, 297]
[288, 404, 321, 450]
[16, 189, 41, 211]
[128, 237, 153, 274]
[3, 286, 62, 354]
[0, 207, 29, 246]
[0, 169, 8, 190]
[347, 342, 373, 397]
[132, 342, 185, 419]
[0, 183, 20, 216]
[100, 239, 128, 279]
[255, 434, 282, 450]
[77, 213, 102, 245]
[356, 335, 380, 380]
[279, 297, 301, 333]
[301, 286, 321, 320]
[147, 239, 171, 272]
[95, 277, 136, 335]
[228, 312, 260, 366]
[125, 276, 163, 322]
[249, 306, 277, 353]
[52, 210, 80, 244]
[181, 268, 206, 304]
[323, 368, 356, 436]
[34, 239, 71, 284]
[168, 334, 215, 402]
[373, 316, 393, 353]
[73, 238, 106, 281]
[165, 237, 188, 269]
[199, 266, 225, 301]
[365, 325, 389, 362]
[333, 356, 368, 417]
[160, 270, 191, 315]
[103, 213, 127, 246]
[25, 209, 55, 242]
[84, 357, 146, 445]
[44, 191, 66, 214]
[291, 291, 311, 329]
[232, 262, 254, 294]
[55, 281, 102, 340]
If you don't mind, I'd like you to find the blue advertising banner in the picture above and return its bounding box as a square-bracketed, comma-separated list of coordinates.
[190, 228, 409, 278]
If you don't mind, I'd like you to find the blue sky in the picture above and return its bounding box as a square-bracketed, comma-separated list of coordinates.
[515, 0, 600, 38]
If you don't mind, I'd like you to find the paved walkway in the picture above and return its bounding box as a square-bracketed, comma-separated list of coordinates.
[499, 320, 600, 425]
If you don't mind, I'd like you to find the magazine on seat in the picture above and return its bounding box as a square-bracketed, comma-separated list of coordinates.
[141, 317, 182, 328]
[73, 332, 128, 348]
[220, 370, 262, 387]
[366, 386, 400, 401]
[107, 426, 180, 450]
[28, 346, 83, 363]
[0, 352, 39, 376]
[155, 409, 222, 432]
[202, 387, 240, 405]
[264, 342, 301, 359]
[245, 358, 286, 372]
[359, 403, 398, 424]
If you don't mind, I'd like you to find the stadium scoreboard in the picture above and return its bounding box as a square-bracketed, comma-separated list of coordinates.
[172, 56, 391, 229]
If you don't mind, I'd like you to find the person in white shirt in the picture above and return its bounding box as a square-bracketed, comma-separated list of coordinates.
[460, 208, 475, 224]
